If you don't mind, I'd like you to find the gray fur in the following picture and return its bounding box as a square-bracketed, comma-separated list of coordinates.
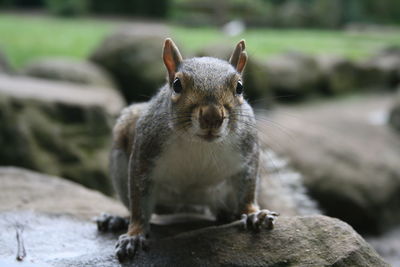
[110, 148, 130, 208]
[179, 57, 237, 91]
[111, 40, 281, 261]
[111, 57, 259, 227]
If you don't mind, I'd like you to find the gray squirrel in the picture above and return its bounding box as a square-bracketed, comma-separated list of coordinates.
[100, 39, 317, 262]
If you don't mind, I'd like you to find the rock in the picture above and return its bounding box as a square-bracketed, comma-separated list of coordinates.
[389, 91, 400, 132]
[356, 61, 391, 90]
[0, 211, 388, 266]
[259, 94, 400, 234]
[195, 42, 271, 105]
[0, 74, 125, 194]
[23, 58, 116, 89]
[257, 148, 320, 217]
[0, 167, 127, 219]
[262, 52, 322, 101]
[317, 55, 359, 95]
[363, 46, 400, 90]
[0, 166, 387, 266]
[0, 49, 14, 74]
[367, 226, 400, 267]
[90, 26, 170, 102]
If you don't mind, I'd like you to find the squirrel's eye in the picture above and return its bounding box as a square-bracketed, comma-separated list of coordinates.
[173, 78, 182, 94]
[236, 80, 243, 95]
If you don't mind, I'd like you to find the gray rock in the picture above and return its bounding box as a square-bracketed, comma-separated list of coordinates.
[102, 215, 390, 267]
[356, 61, 391, 90]
[363, 46, 400, 89]
[367, 226, 400, 267]
[0, 211, 388, 267]
[90, 27, 170, 102]
[0, 75, 125, 194]
[262, 52, 322, 101]
[0, 167, 127, 219]
[317, 55, 359, 95]
[23, 58, 116, 89]
[0, 165, 387, 266]
[257, 148, 320, 217]
[259, 94, 400, 234]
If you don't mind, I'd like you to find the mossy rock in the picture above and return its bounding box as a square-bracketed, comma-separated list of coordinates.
[262, 52, 322, 101]
[259, 94, 400, 234]
[90, 27, 170, 102]
[0, 75, 126, 194]
[23, 58, 116, 89]
[317, 55, 359, 95]
[363, 46, 400, 90]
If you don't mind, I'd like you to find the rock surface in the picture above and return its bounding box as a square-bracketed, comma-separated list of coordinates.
[317, 55, 359, 95]
[23, 58, 116, 89]
[259, 94, 400, 234]
[90, 26, 170, 102]
[0, 167, 389, 266]
[0, 75, 125, 194]
[365, 47, 400, 89]
[262, 52, 322, 101]
[257, 149, 320, 217]
[367, 226, 400, 267]
[0, 167, 127, 219]
[0, 212, 388, 267]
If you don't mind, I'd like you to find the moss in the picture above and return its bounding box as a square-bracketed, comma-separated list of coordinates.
[0, 92, 114, 195]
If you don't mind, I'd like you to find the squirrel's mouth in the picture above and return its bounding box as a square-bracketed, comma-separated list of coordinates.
[197, 131, 221, 142]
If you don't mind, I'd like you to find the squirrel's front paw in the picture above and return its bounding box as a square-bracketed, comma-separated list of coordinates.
[241, 209, 279, 230]
[115, 233, 147, 262]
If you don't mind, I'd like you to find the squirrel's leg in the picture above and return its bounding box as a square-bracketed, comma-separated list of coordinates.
[115, 154, 154, 262]
[232, 168, 279, 230]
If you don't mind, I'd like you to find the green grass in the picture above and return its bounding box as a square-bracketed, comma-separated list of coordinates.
[1, 13, 400, 69]
[0, 14, 115, 69]
[172, 27, 400, 60]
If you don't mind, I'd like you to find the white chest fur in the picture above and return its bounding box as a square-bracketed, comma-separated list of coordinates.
[150, 135, 243, 206]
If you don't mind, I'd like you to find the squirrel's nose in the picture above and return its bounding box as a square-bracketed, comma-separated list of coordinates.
[199, 105, 224, 129]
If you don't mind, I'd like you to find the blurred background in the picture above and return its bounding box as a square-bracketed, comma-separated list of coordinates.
[0, 0, 400, 265]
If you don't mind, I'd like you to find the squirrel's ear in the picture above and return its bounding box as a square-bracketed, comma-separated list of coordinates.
[163, 38, 183, 83]
[229, 40, 247, 74]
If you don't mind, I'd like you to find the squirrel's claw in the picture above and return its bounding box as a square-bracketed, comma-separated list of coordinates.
[241, 209, 279, 230]
[115, 233, 148, 262]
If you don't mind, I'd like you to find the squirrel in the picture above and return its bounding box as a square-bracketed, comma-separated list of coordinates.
[101, 38, 281, 262]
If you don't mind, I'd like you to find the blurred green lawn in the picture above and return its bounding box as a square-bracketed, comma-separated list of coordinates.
[1, 14, 400, 69]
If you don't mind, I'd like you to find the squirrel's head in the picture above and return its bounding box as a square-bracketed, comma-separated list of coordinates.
[163, 38, 248, 142]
